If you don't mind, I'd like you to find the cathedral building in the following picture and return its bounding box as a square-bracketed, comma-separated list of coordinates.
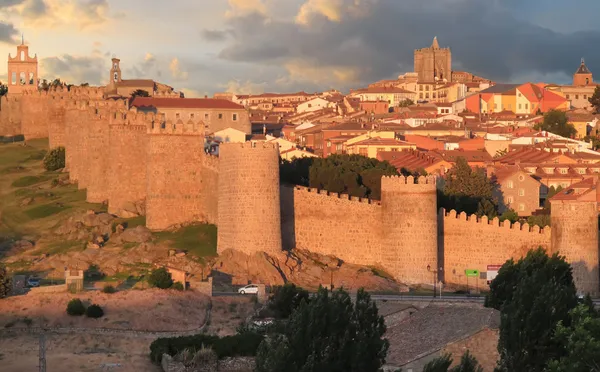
[414, 37, 452, 83]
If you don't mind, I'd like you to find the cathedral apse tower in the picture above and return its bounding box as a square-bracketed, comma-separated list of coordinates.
[414, 37, 452, 83]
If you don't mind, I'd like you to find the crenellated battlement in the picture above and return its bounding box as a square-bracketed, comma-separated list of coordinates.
[154, 90, 180, 98]
[381, 174, 437, 193]
[148, 119, 204, 135]
[221, 141, 279, 150]
[440, 208, 550, 235]
[293, 186, 381, 206]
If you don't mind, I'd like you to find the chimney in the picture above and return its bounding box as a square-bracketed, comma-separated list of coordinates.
[204, 95, 208, 99]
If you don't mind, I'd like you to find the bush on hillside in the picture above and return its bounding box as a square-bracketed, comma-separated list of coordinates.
[66, 298, 86, 316]
[150, 331, 263, 365]
[43, 146, 65, 171]
[171, 282, 184, 291]
[268, 283, 309, 318]
[102, 285, 116, 294]
[85, 304, 104, 318]
[148, 267, 173, 289]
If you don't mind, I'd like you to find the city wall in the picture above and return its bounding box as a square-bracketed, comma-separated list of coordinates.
[1, 86, 599, 292]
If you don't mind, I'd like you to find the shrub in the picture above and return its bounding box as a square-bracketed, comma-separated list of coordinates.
[85, 304, 104, 318]
[66, 298, 86, 316]
[43, 147, 65, 171]
[148, 267, 173, 289]
[11, 175, 42, 187]
[268, 283, 309, 318]
[171, 282, 184, 291]
[103, 285, 116, 294]
[149, 331, 263, 365]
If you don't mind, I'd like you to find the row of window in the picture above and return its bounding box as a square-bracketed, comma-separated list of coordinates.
[505, 198, 526, 211]
[9, 71, 35, 85]
[174, 113, 238, 121]
[566, 94, 587, 100]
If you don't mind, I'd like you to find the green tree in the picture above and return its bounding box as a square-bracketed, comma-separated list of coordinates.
[527, 214, 551, 229]
[131, 89, 150, 98]
[399, 99, 414, 107]
[589, 86, 600, 113]
[547, 304, 600, 372]
[0, 82, 7, 97]
[148, 267, 173, 289]
[486, 248, 578, 372]
[0, 264, 11, 298]
[43, 147, 65, 171]
[499, 209, 519, 224]
[268, 283, 310, 319]
[255, 287, 388, 372]
[66, 298, 86, 316]
[534, 110, 577, 138]
[422, 351, 483, 372]
[439, 157, 498, 218]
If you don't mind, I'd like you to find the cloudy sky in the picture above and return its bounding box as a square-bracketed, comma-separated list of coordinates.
[1, 0, 600, 97]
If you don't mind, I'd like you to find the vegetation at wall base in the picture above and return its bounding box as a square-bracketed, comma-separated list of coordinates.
[85, 304, 104, 318]
[66, 298, 86, 316]
[148, 267, 173, 289]
[255, 287, 388, 372]
[171, 282, 184, 291]
[267, 283, 309, 319]
[486, 248, 580, 372]
[149, 331, 264, 365]
[0, 265, 10, 299]
[43, 147, 65, 171]
[102, 285, 116, 294]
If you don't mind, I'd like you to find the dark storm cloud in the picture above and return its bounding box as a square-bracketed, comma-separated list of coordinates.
[41, 54, 107, 85]
[0, 21, 19, 43]
[200, 29, 231, 42]
[21, 0, 47, 18]
[214, 0, 600, 89]
[0, 0, 24, 7]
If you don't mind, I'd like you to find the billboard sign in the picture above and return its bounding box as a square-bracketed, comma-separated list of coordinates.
[465, 269, 479, 277]
[487, 265, 502, 284]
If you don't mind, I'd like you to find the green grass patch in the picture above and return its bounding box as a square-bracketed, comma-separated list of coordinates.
[153, 223, 217, 259]
[123, 242, 137, 249]
[24, 204, 70, 220]
[0, 165, 27, 175]
[11, 176, 45, 187]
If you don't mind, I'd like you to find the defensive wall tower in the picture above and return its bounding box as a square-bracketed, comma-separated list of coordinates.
[200, 153, 220, 225]
[0, 94, 22, 136]
[107, 104, 147, 217]
[146, 118, 206, 230]
[381, 175, 438, 285]
[550, 198, 600, 296]
[217, 142, 282, 256]
[85, 105, 112, 203]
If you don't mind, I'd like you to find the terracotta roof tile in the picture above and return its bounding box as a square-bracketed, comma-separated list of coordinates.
[131, 97, 244, 110]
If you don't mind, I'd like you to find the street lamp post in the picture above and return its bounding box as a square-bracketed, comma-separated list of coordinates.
[427, 265, 444, 299]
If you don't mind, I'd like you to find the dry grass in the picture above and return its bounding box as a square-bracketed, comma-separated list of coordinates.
[0, 289, 210, 331]
[206, 296, 257, 337]
[0, 333, 159, 372]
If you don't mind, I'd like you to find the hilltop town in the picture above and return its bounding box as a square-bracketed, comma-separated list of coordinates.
[2, 36, 600, 371]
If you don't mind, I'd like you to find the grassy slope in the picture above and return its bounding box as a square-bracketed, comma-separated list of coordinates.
[0, 139, 217, 274]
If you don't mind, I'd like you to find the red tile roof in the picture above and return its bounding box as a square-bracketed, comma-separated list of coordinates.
[131, 97, 244, 110]
[351, 137, 415, 147]
[118, 79, 155, 88]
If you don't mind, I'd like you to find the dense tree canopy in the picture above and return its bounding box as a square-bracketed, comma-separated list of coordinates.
[0, 264, 10, 298]
[533, 110, 577, 138]
[255, 287, 388, 372]
[438, 157, 499, 218]
[547, 304, 600, 372]
[589, 86, 600, 113]
[486, 248, 579, 372]
[423, 351, 484, 372]
[280, 154, 399, 200]
[131, 89, 150, 98]
[0, 82, 7, 97]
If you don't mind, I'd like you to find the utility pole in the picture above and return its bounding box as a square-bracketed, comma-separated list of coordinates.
[39, 334, 46, 372]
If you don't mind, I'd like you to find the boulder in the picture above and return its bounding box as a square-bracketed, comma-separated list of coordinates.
[20, 197, 34, 207]
[119, 226, 152, 243]
[86, 242, 101, 250]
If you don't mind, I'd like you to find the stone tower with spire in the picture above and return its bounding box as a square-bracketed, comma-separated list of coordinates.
[414, 36, 452, 83]
[573, 58, 593, 86]
[7, 35, 38, 94]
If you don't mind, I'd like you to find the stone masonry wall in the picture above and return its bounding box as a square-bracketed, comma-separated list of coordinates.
[107, 112, 148, 216]
[85, 107, 111, 203]
[285, 186, 381, 264]
[146, 121, 205, 230]
[47, 97, 67, 148]
[200, 155, 219, 225]
[0, 95, 22, 136]
[381, 176, 439, 285]
[217, 142, 282, 256]
[441, 209, 551, 288]
[551, 200, 599, 296]
[20, 91, 50, 140]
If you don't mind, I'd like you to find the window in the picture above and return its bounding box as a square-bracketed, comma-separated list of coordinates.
[308, 103, 312, 108]
[327, 141, 331, 147]
[19, 72, 26, 85]
[525, 103, 529, 110]
[359, 148, 368, 156]
[10, 71, 16, 85]
[560, 168, 568, 174]
[175, 113, 180, 119]
[507, 180, 514, 189]
[20, 51, 24, 60]
[507, 196, 514, 204]
[377, 147, 385, 153]
[28, 72, 34, 85]
[233, 113, 237, 121]
[190, 113, 195, 119]
[218, 113, 223, 119]
[566, 94, 570, 99]
[419, 93, 423, 99]
[577, 168, 586, 174]
[519, 204, 525, 211]
[519, 189, 525, 196]
[204, 113, 209, 120]
[425, 93, 429, 99]
[584, 95, 588, 99]
[519, 175, 525, 182]
[576, 95, 579, 99]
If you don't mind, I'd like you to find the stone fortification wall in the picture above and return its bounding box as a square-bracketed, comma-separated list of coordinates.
[47, 96, 67, 148]
[63, 100, 84, 179]
[551, 200, 599, 296]
[83, 106, 110, 202]
[200, 154, 220, 225]
[441, 209, 551, 288]
[217, 142, 282, 256]
[0, 95, 22, 136]
[381, 175, 439, 285]
[284, 186, 381, 264]
[20, 90, 50, 139]
[146, 120, 206, 230]
[107, 111, 149, 216]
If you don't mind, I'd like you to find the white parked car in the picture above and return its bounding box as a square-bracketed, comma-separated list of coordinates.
[27, 277, 40, 287]
[238, 284, 259, 295]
